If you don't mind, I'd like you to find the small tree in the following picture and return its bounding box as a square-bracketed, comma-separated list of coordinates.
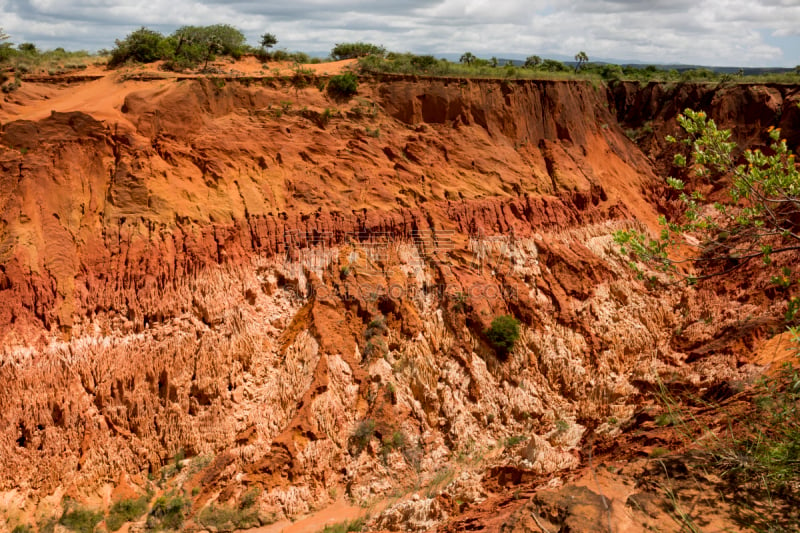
[167, 24, 246, 70]
[574, 51, 588, 73]
[524, 55, 542, 68]
[486, 315, 521, 359]
[260, 32, 277, 50]
[460, 51, 476, 65]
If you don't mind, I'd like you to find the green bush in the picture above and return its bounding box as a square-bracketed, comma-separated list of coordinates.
[146, 493, 186, 531]
[109, 24, 247, 70]
[504, 435, 528, 447]
[598, 64, 624, 80]
[11, 525, 32, 533]
[59, 505, 103, 533]
[331, 42, 385, 60]
[239, 487, 260, 509]
[410, 54, 438, 70]
[351, 419, 376, 453]
[37, 519, 56, 533]
[327, 72, 358, 97]
[380, 430, 408, 457]
[321, 517, 365, 533]
[109, 27, 168, 67]
[271, 49, 290, 62]
[365, 315, 387, 339]
[290, 51, 310, 64]
[198, 504, 259, 530]
[106, 494, 150, 531]
[524, 55, 542, 68]
[486, 315, 521, 358]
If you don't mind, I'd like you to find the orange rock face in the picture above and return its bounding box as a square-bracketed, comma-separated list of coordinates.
[0, 68, 797, 530]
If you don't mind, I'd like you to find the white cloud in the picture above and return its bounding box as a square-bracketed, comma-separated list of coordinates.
[0, 0, 797, 65]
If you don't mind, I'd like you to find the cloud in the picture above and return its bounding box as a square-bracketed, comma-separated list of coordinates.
[0, 0, 797, 66]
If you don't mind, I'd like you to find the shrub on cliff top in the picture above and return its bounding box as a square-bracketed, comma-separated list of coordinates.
[0, 27, 11, 61]
[172, 24, 246, 61]
[330, 42, 385, 60]
[486, 315, 520, 359]
[109, 27, 168, 67]
[109, 24, 247, 70]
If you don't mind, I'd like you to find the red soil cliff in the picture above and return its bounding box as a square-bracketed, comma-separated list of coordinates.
[0, 68, 797, 531]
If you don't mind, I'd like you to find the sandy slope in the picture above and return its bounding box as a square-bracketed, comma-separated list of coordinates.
[0, 58, 356, 125]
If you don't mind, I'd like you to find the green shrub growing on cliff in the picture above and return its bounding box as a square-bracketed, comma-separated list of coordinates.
[106, 493, 150, 531]
[58, 503, 103, 533]
[198, 503, 260, 530]
[165, 24, 247, 71]
[327, 72, 358, 97]
[486, 315, 521, 359]
[146, 492, 186, 531]
[321, 517, 365, 533]
[351, 419, 376, 453]
[524, 55, 542, 68]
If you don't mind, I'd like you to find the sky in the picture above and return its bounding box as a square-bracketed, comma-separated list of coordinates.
[1, 0, 799, 67]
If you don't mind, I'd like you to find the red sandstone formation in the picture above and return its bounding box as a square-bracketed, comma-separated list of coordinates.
[0, 64, 797, 531]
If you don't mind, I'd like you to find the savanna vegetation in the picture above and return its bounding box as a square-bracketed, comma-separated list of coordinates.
[2, 23, 798, 85]
[0, 26, 102, 90]
[358, 51, 800, 84]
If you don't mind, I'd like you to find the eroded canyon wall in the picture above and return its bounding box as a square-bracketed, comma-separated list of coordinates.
[0, 75, 796, 529]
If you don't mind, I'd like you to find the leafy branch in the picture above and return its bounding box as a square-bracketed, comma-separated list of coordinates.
[616, 107, 800, 290]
